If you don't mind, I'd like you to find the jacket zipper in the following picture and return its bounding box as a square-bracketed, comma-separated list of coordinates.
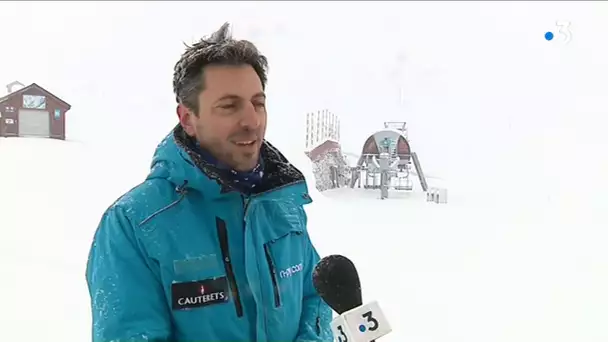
[264, 244, 281, 307]
[215, 217, 244, 317]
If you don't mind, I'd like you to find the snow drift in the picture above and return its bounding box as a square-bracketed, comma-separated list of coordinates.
[0, 137, 93, 342]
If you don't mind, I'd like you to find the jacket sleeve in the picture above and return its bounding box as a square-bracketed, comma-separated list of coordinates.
[86, 206, 172, 342]
[295, 233, 334, 342]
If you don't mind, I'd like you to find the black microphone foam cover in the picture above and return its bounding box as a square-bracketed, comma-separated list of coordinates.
[312, 254, 362, 314]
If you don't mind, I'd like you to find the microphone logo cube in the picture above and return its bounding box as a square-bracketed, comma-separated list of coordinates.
[331, 301, 392, 342]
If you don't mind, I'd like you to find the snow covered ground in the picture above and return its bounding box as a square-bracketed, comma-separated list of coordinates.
[313, 188, 608, 342]
[1, 136, 607, 342]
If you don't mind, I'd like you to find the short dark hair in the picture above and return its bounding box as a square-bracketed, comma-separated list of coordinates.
[172, 22, 269, 115]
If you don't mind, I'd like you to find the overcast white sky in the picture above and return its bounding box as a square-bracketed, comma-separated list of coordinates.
[1, 1, 606, 191]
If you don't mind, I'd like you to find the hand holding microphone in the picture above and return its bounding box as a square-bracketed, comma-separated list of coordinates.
[313, 255, 392, 342]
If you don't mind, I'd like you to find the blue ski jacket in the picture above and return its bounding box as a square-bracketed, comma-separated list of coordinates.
[86, 126, 333, 342]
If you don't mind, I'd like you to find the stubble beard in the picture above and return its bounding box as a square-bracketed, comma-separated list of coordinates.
[201, 138, 260, 172]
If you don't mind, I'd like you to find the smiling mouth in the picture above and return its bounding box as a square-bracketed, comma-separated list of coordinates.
[234, 140, 256, 146]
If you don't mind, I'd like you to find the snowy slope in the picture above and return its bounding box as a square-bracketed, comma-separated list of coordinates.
[2, 137, 608, 342]
[0, 137, 155, 341]
[314, 186, 608, 342]
[1, 138, 92, 341]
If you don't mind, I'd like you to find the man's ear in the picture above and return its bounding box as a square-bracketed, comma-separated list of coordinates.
[177, 104, 197, 136]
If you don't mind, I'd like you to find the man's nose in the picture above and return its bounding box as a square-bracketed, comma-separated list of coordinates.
[239, 102, 261, 129]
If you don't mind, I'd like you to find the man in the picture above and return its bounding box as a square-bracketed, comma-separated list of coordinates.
[86, 23, 333, 342]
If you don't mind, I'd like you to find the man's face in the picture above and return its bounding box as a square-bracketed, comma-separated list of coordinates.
[178, 64, 267, 172]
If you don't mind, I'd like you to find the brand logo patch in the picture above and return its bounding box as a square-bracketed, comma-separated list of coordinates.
[171, 277, 229, 310]
[279, 263, 303, 279]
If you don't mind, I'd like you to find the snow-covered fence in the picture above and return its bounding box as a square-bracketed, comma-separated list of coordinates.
[426, 187, 448, 204]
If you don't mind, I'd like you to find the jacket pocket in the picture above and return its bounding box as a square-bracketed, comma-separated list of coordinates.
[264, 243, 281, 307]
[263, 229, 304, 309]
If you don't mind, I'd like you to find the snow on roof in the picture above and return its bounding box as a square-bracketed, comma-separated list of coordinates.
[366, 128, 408, 140]
[305, 138, 340, 152]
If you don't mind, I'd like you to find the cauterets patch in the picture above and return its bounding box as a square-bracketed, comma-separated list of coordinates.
[171, 276, 229, 310]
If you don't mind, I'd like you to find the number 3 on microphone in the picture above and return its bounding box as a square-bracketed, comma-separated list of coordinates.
[336, 311, 378, 341]
[331, 301, 392, 342]
[362, 311, 379, 331]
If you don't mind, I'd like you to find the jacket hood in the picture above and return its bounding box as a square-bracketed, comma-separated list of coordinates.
[147, 128, 212, 194]
[146, 125, 308, 200]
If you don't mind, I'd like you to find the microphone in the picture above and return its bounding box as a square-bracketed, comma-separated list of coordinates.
[313, 255, 392, 342]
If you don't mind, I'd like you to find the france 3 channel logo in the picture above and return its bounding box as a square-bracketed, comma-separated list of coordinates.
[544, 21, 572, 44]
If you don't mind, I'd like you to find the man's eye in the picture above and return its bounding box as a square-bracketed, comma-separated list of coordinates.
[220, 104, 237, 110]
[253, 102, 266, 108]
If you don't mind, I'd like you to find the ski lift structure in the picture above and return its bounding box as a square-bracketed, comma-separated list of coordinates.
[349, 121, 428, 199]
